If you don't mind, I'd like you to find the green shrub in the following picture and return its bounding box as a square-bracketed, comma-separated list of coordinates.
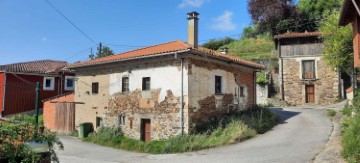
[342, 113, 360, 163]
[342, 105, 352, 116]
[0, 120, 63, 162]
[326, 109, 336, 117]
[256, 72, 268, 85]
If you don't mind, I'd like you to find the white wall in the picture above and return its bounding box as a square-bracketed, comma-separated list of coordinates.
[109, 64, 188, 103]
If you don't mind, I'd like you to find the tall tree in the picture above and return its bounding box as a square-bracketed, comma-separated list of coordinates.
[96, 44, 114, 59]
[247, 0, 295, 35]
[298, 0, 342, 20]
[319, 11, 352, 72]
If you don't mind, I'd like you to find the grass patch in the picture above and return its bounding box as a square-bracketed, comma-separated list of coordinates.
[342, 113, 360, 163]
[84, 107, 278, 154]
[326, 109, 336, 118]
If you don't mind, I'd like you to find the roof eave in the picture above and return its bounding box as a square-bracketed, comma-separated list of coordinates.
[339, 0, 354, 26]
[67, 49, 192, 69]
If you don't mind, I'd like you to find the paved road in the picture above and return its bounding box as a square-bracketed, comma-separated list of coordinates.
[57, 107, 332, 163]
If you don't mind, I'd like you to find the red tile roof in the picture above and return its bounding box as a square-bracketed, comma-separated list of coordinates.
[0, 60, 68, 74]
[70, 40, 264, 69]
[273, 32, 323, 39]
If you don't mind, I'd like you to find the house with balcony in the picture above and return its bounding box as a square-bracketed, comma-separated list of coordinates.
[274, 32, 341, 105]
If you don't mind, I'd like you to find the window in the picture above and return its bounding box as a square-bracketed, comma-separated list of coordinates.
[240, 87, 245, 97]
[122, 77, 129, 92]
[142, 77, 150, 90]
[92, 82, 99, 94]
[118, 114, 126, 125]
[96, 116, 103, 128]
[64, 76, 75, 91]
[215, 76, 222, 94]
[302, 60, 315, 79]
[43, 77, 55, 91]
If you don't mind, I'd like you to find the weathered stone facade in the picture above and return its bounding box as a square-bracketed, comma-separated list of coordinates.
[282, 58, 339, 105]
[105, 89, 182, 140]
[74, 57, 258, 140]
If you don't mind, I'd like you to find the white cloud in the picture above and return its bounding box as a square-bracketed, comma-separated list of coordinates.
[179, 0, 209, 8]
[210, 11, 236, 31]
[41, 37, 47, 42]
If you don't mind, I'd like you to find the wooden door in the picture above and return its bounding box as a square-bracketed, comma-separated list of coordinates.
[141, 119, 151, 142]
[305, 85, 315, 103]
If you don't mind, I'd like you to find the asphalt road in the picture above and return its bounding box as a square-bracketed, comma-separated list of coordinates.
[57, 107, 332, 163]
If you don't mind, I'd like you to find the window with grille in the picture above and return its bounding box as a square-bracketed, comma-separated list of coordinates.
[92, 82, 99, 94]
[122, 77, 129, 92]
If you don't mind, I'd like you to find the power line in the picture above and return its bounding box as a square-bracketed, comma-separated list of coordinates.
[103, 43, 145, 48]
[44, 0, 96, 43]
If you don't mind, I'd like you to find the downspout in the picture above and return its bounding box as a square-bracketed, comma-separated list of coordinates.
[2, 71, 7, 117]
[181, 58, 184, 135]
[175, 52, 185, 135]
[278, 38, 285, 101]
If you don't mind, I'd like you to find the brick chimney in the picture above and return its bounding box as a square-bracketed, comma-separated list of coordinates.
[187, 11, 199, 48]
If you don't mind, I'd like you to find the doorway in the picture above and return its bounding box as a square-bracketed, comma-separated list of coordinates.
[141, 119, 151, 142]
[305, 85, 315, 103]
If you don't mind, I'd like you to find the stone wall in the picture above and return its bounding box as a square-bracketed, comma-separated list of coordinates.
[256, 84, 268, 105]
[282, 57, 339, 105]
[105, 89, 182, 140]
[187, 58, 256, 132]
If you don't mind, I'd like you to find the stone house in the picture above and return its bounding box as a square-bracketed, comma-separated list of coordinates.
[274, 32, 341, 106]
[68, 12, 263, 141]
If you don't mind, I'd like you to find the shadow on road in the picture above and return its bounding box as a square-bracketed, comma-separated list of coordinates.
[268, 108, 301, 124]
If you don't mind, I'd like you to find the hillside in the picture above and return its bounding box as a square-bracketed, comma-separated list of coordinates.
[220, 35, 277, 61]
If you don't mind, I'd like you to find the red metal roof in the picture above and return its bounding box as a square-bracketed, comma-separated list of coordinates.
[0, 60, 68, 74]
[273, 32, 323, 39]
[70, 40, 264, 69]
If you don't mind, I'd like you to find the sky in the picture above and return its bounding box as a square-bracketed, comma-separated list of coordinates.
[0, 0, 251, 65]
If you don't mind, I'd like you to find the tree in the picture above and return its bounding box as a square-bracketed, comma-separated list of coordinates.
[202, 37, 235, 50]
[247, 0, 295, 35]
[96, 44, 114, 59]
[298, 0, 342, 20]
[319, 11, 352, 72]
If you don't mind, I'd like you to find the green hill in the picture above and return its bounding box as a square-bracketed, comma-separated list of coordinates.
[220, 35, 277, 60]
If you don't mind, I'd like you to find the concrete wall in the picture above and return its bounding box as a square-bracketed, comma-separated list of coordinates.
[256, 84, 268, 105]
[282, 57, 339, 105]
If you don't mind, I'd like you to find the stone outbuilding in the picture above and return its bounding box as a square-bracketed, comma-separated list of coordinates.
[68, 12, 264, 141]
[274, 32, 341, 106]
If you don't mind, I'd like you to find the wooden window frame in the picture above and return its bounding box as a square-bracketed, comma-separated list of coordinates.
[122, 77, 129, 92]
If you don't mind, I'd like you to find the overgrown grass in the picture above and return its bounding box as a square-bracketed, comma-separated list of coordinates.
[84, 107, 278, 154]
[341, 96, 360, 162]
[220, 35, 277, 60]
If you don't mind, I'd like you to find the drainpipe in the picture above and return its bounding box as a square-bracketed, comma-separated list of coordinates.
[175, 52, 185, 135]
[1, 71, 6, 117]
[278, 38, 285, 101]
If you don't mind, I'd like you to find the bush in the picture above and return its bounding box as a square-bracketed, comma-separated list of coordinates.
[342, 105, 352, 116]
[85, 107, 278, 154]
[326, 109, 336, 117]
[0, 120, 63, 162]
[342, 113, 360, 163]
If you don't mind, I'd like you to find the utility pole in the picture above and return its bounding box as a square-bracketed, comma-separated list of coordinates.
[89, 48, 94, 60]
[34, 82, 40, 140]
[99, 42, 102, 57]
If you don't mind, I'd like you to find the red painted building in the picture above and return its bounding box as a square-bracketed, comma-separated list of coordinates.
[339, 0, 360, 68]
[0, 60, 75, 117]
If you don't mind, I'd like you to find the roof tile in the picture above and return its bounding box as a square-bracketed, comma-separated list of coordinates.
[273, 32, 322, 39]
[0, 60, 68, 74]
[71, 40, 264, 69]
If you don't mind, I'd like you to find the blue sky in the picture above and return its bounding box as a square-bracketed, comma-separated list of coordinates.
[0, 0, 251, 64]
